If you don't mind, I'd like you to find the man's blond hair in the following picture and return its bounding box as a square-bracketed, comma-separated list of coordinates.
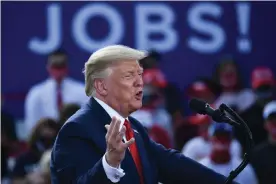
[83, 45, 146, 96]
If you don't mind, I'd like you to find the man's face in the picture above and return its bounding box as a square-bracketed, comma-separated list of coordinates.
[105, 60, 144, 116]
[198, 122, 211, 139]
[219, 63, 238, 89]
[38, 126, 57, 150]
[265, 116, 276, 140]
[47, 54, 68, 82]
[210, 133, 232, 151]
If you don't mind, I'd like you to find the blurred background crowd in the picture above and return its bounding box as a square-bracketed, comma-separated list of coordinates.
[2, 1, 276, 184]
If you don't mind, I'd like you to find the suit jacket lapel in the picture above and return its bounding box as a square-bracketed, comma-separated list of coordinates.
[85, 97, 111, 154]
[86, 98, 153, 184]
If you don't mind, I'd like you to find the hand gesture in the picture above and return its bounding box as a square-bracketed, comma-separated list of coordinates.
[25, 171, 45, 184]
[105, 117, 135, 167]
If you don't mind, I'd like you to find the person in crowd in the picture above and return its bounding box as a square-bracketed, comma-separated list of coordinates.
[250, 101, 276, 184]
[174, 77, 221, 150]
[182, 118, 242, 161]
[131, 68, 172, 148]
[10, 118, 59, 184]
[199, 123, 258, 184]
[1, 95, 18, 145]
[131, 68, 173, 142]
[58, 103, 80, 127]
[213, 56, 255, 113]
[239, 66, 275, 146]
[24, 49, 88, 134]
[51, 45, 239, 184]
[139, 50, 184, 124]
[1, 95, 28, 183]
[39, 149, 52, 184]
[2, 110, 17, 179]
[25, 149, 52, 184]
[186, 77, 222, 109]
[139, 50, 160, 70]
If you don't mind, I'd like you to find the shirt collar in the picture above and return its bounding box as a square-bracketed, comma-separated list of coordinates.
[93, 97, 127, 124]
[48, 77, 69, 88]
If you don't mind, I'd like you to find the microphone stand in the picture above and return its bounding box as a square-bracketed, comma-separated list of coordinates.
[218, 103, 254, 184]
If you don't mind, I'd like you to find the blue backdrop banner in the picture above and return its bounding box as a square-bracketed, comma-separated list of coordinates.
[2, 1, 276, 118]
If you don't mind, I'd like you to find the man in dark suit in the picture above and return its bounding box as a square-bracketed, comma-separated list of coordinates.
[50, 45, 239, 184]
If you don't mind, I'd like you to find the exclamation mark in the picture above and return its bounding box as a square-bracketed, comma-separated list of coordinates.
[236, 2, 251, 53]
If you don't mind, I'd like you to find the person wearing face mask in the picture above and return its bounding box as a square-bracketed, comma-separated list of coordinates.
[24, 49, 88, 134]
[10, 118, 59, 184]
[213, 57, 256, 113]
[239, 66, 275, 147]
[139, 50, 184, 127]
[182, 118, 242, 162]
[174, 77, 221, 151]
[131, 69, 173, 148]
[199, 123, 258, 184]
[250, 101, 276, 184]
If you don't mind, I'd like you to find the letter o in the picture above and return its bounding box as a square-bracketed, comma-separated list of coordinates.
[72, 3, 124, 52]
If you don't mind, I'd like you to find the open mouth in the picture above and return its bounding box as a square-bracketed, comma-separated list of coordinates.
[135, 91, 143, 99]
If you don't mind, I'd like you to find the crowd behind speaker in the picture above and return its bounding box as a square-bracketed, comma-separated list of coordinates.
[1, 50, 276, 184]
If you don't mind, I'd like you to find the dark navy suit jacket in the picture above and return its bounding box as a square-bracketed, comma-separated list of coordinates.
[50, 98, 239, 184]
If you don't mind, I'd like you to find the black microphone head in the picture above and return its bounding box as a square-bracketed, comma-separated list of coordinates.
[189, 98, 208, 115]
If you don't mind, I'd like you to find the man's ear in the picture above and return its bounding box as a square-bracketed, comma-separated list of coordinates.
[94, 79, 108, 96]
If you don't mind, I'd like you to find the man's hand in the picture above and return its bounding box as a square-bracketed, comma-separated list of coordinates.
[105, 117, 135, 168]
[25, 171, 45, 184]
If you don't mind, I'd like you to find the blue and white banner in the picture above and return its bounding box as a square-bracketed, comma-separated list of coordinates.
[2, 1, 276, 118]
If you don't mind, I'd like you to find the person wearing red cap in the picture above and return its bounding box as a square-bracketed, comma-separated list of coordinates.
[239, 66, 276, 147]
[213, 58, 256, 113]
[199, 123, 258, 184]
[251, 66, 275, 101]
[131, 68, 173, 148]
[182, 118, 242, 162]
[174, 77, 221, 150]
[250, 101, 276, 184]
[139, 50, 184, 126]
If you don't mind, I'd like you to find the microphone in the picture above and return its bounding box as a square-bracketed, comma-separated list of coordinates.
[189, 99, 239, 126]
[189, 98, 253, 184]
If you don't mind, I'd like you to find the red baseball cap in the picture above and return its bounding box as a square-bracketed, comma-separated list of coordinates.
[251, 67, 275, 89]
[143, 69, 167, 88]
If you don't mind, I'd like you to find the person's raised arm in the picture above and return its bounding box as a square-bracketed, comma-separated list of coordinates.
[51, 117, 134, 183]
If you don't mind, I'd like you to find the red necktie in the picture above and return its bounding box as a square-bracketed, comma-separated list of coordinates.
[57, 84, 63, 110]
[124, 119, 144, 184]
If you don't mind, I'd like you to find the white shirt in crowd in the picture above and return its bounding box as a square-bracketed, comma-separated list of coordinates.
[25, 78, 88, 133]
[199, 157, 258, 184]
[182, 137, 242, 161]
[214, 89, 256, 113]
[131, 108, 173, 137]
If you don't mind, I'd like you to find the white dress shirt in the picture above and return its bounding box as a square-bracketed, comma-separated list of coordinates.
[25, 77, 88, 134]
[94, 97, 127, 183]
[199, 157, 258, 184]
[182, 136, 242, 161]
[214, 89, 256, 113]
[131, 108, 173, 139]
